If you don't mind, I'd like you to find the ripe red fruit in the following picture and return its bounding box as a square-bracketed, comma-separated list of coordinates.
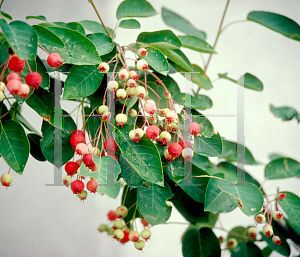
[71, 130, 85, 139]
[70, 180, 84, 194]
[70, 134, 85, 148]
[120, 230, 130, 244]
[168, 143, 182, 158]
[8, 56, 25, 72]
[107, 210, 118, 221]
[104, 138, 118, 153]
[87, 178, 98, 193]
[47, 53, 63, 69]
[145, 125, 160, 139]
[187, 122, 200, 135]
[179, 140, 193, 149]
[6, 79, 22, 95]
[141, 218, 149, 227]
[6, 73, 21, 83]
[65, 161, 80, 176]
[25, 72, 42, 89]
[82, 153, 95, 168]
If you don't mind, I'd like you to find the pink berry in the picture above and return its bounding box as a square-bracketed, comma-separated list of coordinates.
[6, 73, 21, 84]
[144, 102, 156, 115]
[8, 56, 25, 72]
[179, 140, 193, 149]
[16, 83, 30, 98]
[145, 125, 160, 139]
[187, 122, 200, 135]
[25, 72, 42, 89]
[70, 130, 85, 139]
[70, 134, 85, 148]
[47, 53, 63, 69]
[141, 218, 149, 227]
[104, 138, 118, 154]
[65, 161, 80, 176]
[70, 180, 84, 194]
[1, 173, 13, 187]
[6, 79, 22, 95]
[82, 153, 95, 168]
[129, 231, 140, 242]
[75, 143, 89, 155]
[87, 178, 98, 193]
[107, 210, 118, 221]
[168, 143, 182, 158]
[90, 164, 98, 171]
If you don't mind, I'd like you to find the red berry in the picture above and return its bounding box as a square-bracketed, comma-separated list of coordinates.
[47, 53, 63, 69]
[104, 138, 118, 154]
[87, 178, 98, 193]
[145, 125, 160, 139]
[6, 73, 21, 83]
[70, 134, 85, 148]
[107, 210, 118, 221]
[120, 230, 130, 244]
[6, 79, 22, 95]
[179, 140, 193, 149]
[82, 153, 95, 168]
[65, 161, 80, 176]
[107, 152, 119, 162]
[168, 143, 182, 158]
[141, 218, 149, 227]
[71, 130, 85, 139]
[8, 56, 25, 72]
[25, 72, 42, 89]
[187, 122, 200, 135]
[70, 180, 84, 194]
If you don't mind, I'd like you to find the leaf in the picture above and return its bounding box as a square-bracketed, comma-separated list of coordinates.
[53, 22, 85, 35]
[222, 139, 257, 165]
[119, 19, 141, 29]
[114, 124, 164, 186]
[265, 157, 300, 180]
[84, 107, 101, 142]
[231, 242, 263, 257]
[217, 179, 264, 216]
[78, 20, 114, 36]
[27, 133, 46, 162]
[14, 112, 41, 135]
[178, 36, 216, 54]
[142, 46, 169, 76]
[121, 186, 141, 224]
[270, 104, 298, 122]
[227, 226, 247, 241]
[26, 15, 47, 21]
[261, 247, 273, 257]
[218, 72, 263, 91]
[116, 0, 157, 20]
[0, 19, 37, 60]
[137, 182, 172, 226]
[182, 227, 221, 257]
[136, 30, 182, 49]
[125, 96, 138, 116]
[158, 48, 192, 71]
[162, 7, 206, 40]
[79, 155, 121, 199]
[194, 133, 222, 157]
[0, 10, 12, 20]
[278, 191, 300, 229]
[87, 74, 108, 110]
[0, 120, 30, 174]
[190, 64, 213, 90]
[191, 153, 214, 171]
[87, 33, 116, 56]
[247, 11, 300, 41]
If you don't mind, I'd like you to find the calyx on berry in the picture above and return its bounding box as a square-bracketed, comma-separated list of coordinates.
[248, 227, 257, 239]
[116, 88, 127, 100]
[16, 83, 30, 98]
[255, 214, 265, 224]
[78, 190, 88, 201]
[182, 148, 194, 161]
[272, 236, 282, 245]
[107, 81, 119, 92]
[134, 86, 146, 98]
[86, 178, 98, 193]
[99, 62, 109, 73]
[113, 229, 124, 240]
[62, 176, 72, 187]
[8, 56, 25, 72]
[141, 229, 151, 241]
[164, 149, 175, 162]
[136, 60, 149, 71]
[113, 220, 124, 230]
[262, 225, 273, 238]
[116, 206, 128, 218]
[75, 143, 89, 155]
[138, 48, 148, 57]
[6, 79, 22, 95]
[47, 53, 63, 69]
[187, 122, 200, 135]
[128, 109, 137, 118]
[118, 69, 129, 81]
[127, 79, 137, 88]
[159, 131, 171, 145]
[25, 72, 42, 89]
[98, 105, 108, 114]
[115, 113, 128, 127]
[272, 211, 283, 221]
[82, 153, 96, 168]
[227, 238, 238, 250]
[129, 231, 140, 242]
[1, 173, 13, 187]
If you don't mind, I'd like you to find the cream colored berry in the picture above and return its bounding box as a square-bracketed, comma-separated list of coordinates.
[118, 69, 129, 81]
[138, 48, 148, 57]
[116, 89, 127, 99]
[99, 62, 109, 73]
[0, 82, 5, 92]
[136, 60, 149, 71]
[135, 86, 146, 98]
[107, 81, 118, 91]
[98, 105, 108, 114]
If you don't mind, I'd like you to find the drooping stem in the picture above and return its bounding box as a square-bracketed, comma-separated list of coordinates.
[220, 19, 248, 34]
[0, 0, 4, 9]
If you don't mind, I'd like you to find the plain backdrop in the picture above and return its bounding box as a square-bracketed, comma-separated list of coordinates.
[0, 0, 299, 257]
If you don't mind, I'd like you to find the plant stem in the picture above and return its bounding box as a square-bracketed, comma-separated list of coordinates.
[0, 0, 4, 9]
[220, 20, 248, 34]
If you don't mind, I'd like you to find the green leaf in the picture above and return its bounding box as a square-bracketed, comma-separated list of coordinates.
[0, 19, 37, 60]
[227, 226, 247, 241]
[116, 0, 157, 20]
[231, 242, 263, 257]
[137, 30, 182, 49]
[265, 157, 300, 180]
[121, 186, 141, 224]
[27, 133, 46, 162]
[247, 11, 300, 41]
[87, 75, 108, 111]
[125, 96, 138, 116]
[119, 19, 141, 29]
[137, 182, 172, 226]
[78, 20, 113, 36]
[79, 155, 121, 199]
[26, 15, 46, 21]
[270, 104, 298, 122]
[178, 36, 216, 54]
[0, 120, 30, 174]
[189, 64, 213, 90]
[159, 48, 192, 71]
[143, 47, 169, 76]
[162, 7, 206, 40]
[218, 179, 264, 216]
[14, 112, 40, 135]
[63, 65, 104, 99]
[218, 72, 263, 91]
[0, 10, 12, 20]
[87, 33, 116, 56]
[182, 227, 221, 257]
[222, 139, 257, 165]
[278, 191, 300, 229]
[261, 247, 273, 257]
[53, 22, 85, 35]
[114, 124, 164, 186]
[191, 153, 214, 171]
[194, 133, 222, 157]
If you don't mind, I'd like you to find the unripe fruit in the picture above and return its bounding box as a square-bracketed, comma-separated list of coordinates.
[262, 226, 273, 238]
[126, 87, 135, 97]
[70, 180, 84, 194]
[70, 134, 85, 148]
[227, 238, 238, 250]
[6, 79, 22, 95]
[146, 125, 160, 139]
[120, 230, 130, 244]
[248, 227, 257, 239]
[129, 70, 137, 79]
[113, 220, 124, 230]
[16, 83, 30, 98]
[107, 210, 118, 221]
[134, 86, 146, 98]
[165, 110, 177, 123]
[147, 115, 157, 124]
[25, 72, 42, 89]
[272, 236, 282, 245]
[134, 128, 144, 138]
[159, 131, 171, 145]
[116, 113, 127, 126]
[107, 228, 115, 235]
[65, 161, 80, 176]
[136, 60, 149, 71]
[255, 214, 265, 224]
[78, 190, 87, 200]
[6, 73, 21, 83]
[116, 206, 128, 218]
[134, 239, 145, 250]
[144, 102, 156, 114]
[129, 130, 135, 140]
[138, 48, 148, 57]
[116, 88, 127, 100]
[164, 149, 175, 162]
[87, 178, 98, 193]
[168, 143, 182, 158]
[1, 173, 13, 187]
[71, 130, 85, 139]
[62, 175, 72, 187]
[98, 223, 108, 232]
[182, 148, 194, 161]
[8, 56, 25, 72]
[89, 147, 100, 156]
[158, 108, 170, 117]
[188, 122, 201, 135]
[141, 218, 149, 227]
[47, 53, 63, 69]
[141, 229, 151, 241]
[118, 69, 129, 81]
[104, 138, 118, 153]
[82, 153, 95, 168]
[179, 140, 193, 149]
[107, 81, 118, 91]
[128, 109, 137, 118]
[0, 82, 5, 92]
[272, 211, 283, 221]
[98, 105, 108, 114]
[0, 91, 4, 102]
[163, 91, 171, 99]
[127, 79, 137, 88]
[129, 231, 140, 242]
[99, 62, 109, 73]
[75, 143, 89, 155]
[114, 229, 124, 240]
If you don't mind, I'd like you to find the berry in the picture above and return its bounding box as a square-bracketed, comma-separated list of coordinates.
[145, 125, 160, 139]
[89, 147, 100, 155]
[116, 206, 128, 218]
[104, 138, 118, 153]
[129, 70, 137, 79]
[1, 173, 13, 187]
[147, 115, 157, 124]
[86, 178, 98, 193]
[70, 130, 85, 139]
[62, 176, 72, 187]
[136, 60, 149, 71]
[163, 91, 171, 99]
[99, 62, 109, 73]
[134, 86, 146, 98]
[262, 225, 273, 238]
[82, 153, 95, 168]
[47, 53, 63, 69]
[107, 81, 119, 92]
[78, 190, 88, 201]
[187, 122, 200, 135]
[164, 149, 175, 162]
[0, 82, 5, 92]
[107, 210, 118, 221]
[70, 180, 84, 194]
[227, 238, 238, 250]
[116, 88, 127, 100]
[113, 220, 123, 230]
[179, 140, 193, 149]
[25, 72, 42, 89]
[75, 159, 82, 166]
[138, 48, 148, 57]
[120, 230, 130, 244]
[90, 164, 98, 171]
[65, 161, 80, 176]
[248, 227, 257, 239]
[129, 231, 140, 242]
[134, 239, 145, 250]
[159, 131, 171, 145]
[144, 102, 156, 114]
[98, 105, 108, 114]
[118, 69, 129, 81]
[6, 73, 21, 83]
[141, 229, 151, 241]
[98, 223, 108, 232]
[6, 79, 22, 95]
[141, 218, 149, 227]
[218, 236, 225, 243]
[165, 110, 177, 123]
[115, 113, 127, 127]
[272, 236, 282, 245]
[70, 134, 85, 148]
[168, 143, 182, 158]
[182, 148, 194, 161]
[0, 91, 4, 102]
[107, 228, 114, 235]
[158, 108, 170, 117]
[75, 143, 89, 155]
[113, 229, 124, 240]
[272, 211, 283, 221]
[278, 193, 286, 200]
[128, 109, 137, 118]
[8, 56, 25, 72]
[16, 83, 30, 98]
[127, 79, 137, 88]
[126, 87, 136, 97]
[255, 214, 265, 224]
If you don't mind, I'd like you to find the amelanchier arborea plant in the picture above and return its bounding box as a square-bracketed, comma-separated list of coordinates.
[0, 0, 300, 256]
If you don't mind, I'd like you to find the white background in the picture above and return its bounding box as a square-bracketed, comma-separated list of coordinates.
[0, 0, 299, 256]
